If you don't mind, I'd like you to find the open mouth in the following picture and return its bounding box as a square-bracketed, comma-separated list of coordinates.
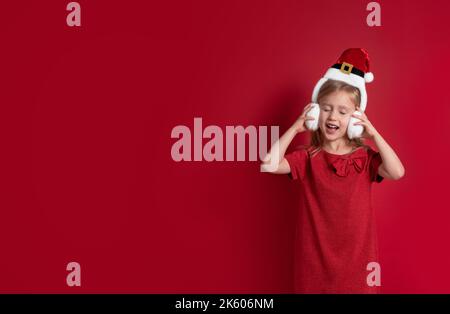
[326, 123, 339, 130]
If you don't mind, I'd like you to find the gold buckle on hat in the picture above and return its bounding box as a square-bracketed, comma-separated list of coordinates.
[340, 62, 353, 74]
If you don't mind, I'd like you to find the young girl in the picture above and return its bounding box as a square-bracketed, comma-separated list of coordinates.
[262, 49, 405, 293]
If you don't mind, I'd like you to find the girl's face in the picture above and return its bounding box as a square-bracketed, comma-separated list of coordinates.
[318, 90, 358, 142]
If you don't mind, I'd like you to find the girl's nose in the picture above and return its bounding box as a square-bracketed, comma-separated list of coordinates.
[329, 110, 338, 120]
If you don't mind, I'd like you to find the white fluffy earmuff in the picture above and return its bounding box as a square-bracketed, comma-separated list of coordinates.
[305, 103, 320, 131]
[347, 110, 364, 139]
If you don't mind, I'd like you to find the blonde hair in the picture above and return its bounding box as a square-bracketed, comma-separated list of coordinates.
[310, 79, 366, 150]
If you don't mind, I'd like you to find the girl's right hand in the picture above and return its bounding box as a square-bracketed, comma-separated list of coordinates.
[292, 103, 316, 134]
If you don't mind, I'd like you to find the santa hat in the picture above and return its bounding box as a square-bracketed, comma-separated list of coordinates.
[311, 48, 374, 112]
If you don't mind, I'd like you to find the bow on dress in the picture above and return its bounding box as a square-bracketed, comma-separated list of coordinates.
[330, 152, 367, 177]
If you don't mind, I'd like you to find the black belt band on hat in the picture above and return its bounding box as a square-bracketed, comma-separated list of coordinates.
[331, 63, 365, 78]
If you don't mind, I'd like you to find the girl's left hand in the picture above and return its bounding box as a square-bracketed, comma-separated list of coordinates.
[351, 112, 379, 139]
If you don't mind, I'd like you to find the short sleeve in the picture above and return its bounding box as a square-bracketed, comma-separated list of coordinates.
[284, 149, 308, 181]
[368, 148, 384, 183]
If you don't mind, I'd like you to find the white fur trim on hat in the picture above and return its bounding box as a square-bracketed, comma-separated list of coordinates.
[311, 68, 368, 112]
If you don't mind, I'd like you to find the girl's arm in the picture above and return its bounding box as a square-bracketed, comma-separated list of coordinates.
[371, 131, 405, 180]
[352, 113, 405, 180]
[261, 103, 315, 174]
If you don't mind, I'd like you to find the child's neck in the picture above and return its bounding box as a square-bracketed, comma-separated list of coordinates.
[322, 138, 355, 155]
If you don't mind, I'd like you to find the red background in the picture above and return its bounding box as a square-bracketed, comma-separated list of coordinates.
[0, 0, 449, 293]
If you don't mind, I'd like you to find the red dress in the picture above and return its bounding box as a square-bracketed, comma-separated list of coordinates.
[284, 145, 383, 293]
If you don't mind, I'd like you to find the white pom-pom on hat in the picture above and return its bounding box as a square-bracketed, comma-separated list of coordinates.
[364, 72, 374, 83]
